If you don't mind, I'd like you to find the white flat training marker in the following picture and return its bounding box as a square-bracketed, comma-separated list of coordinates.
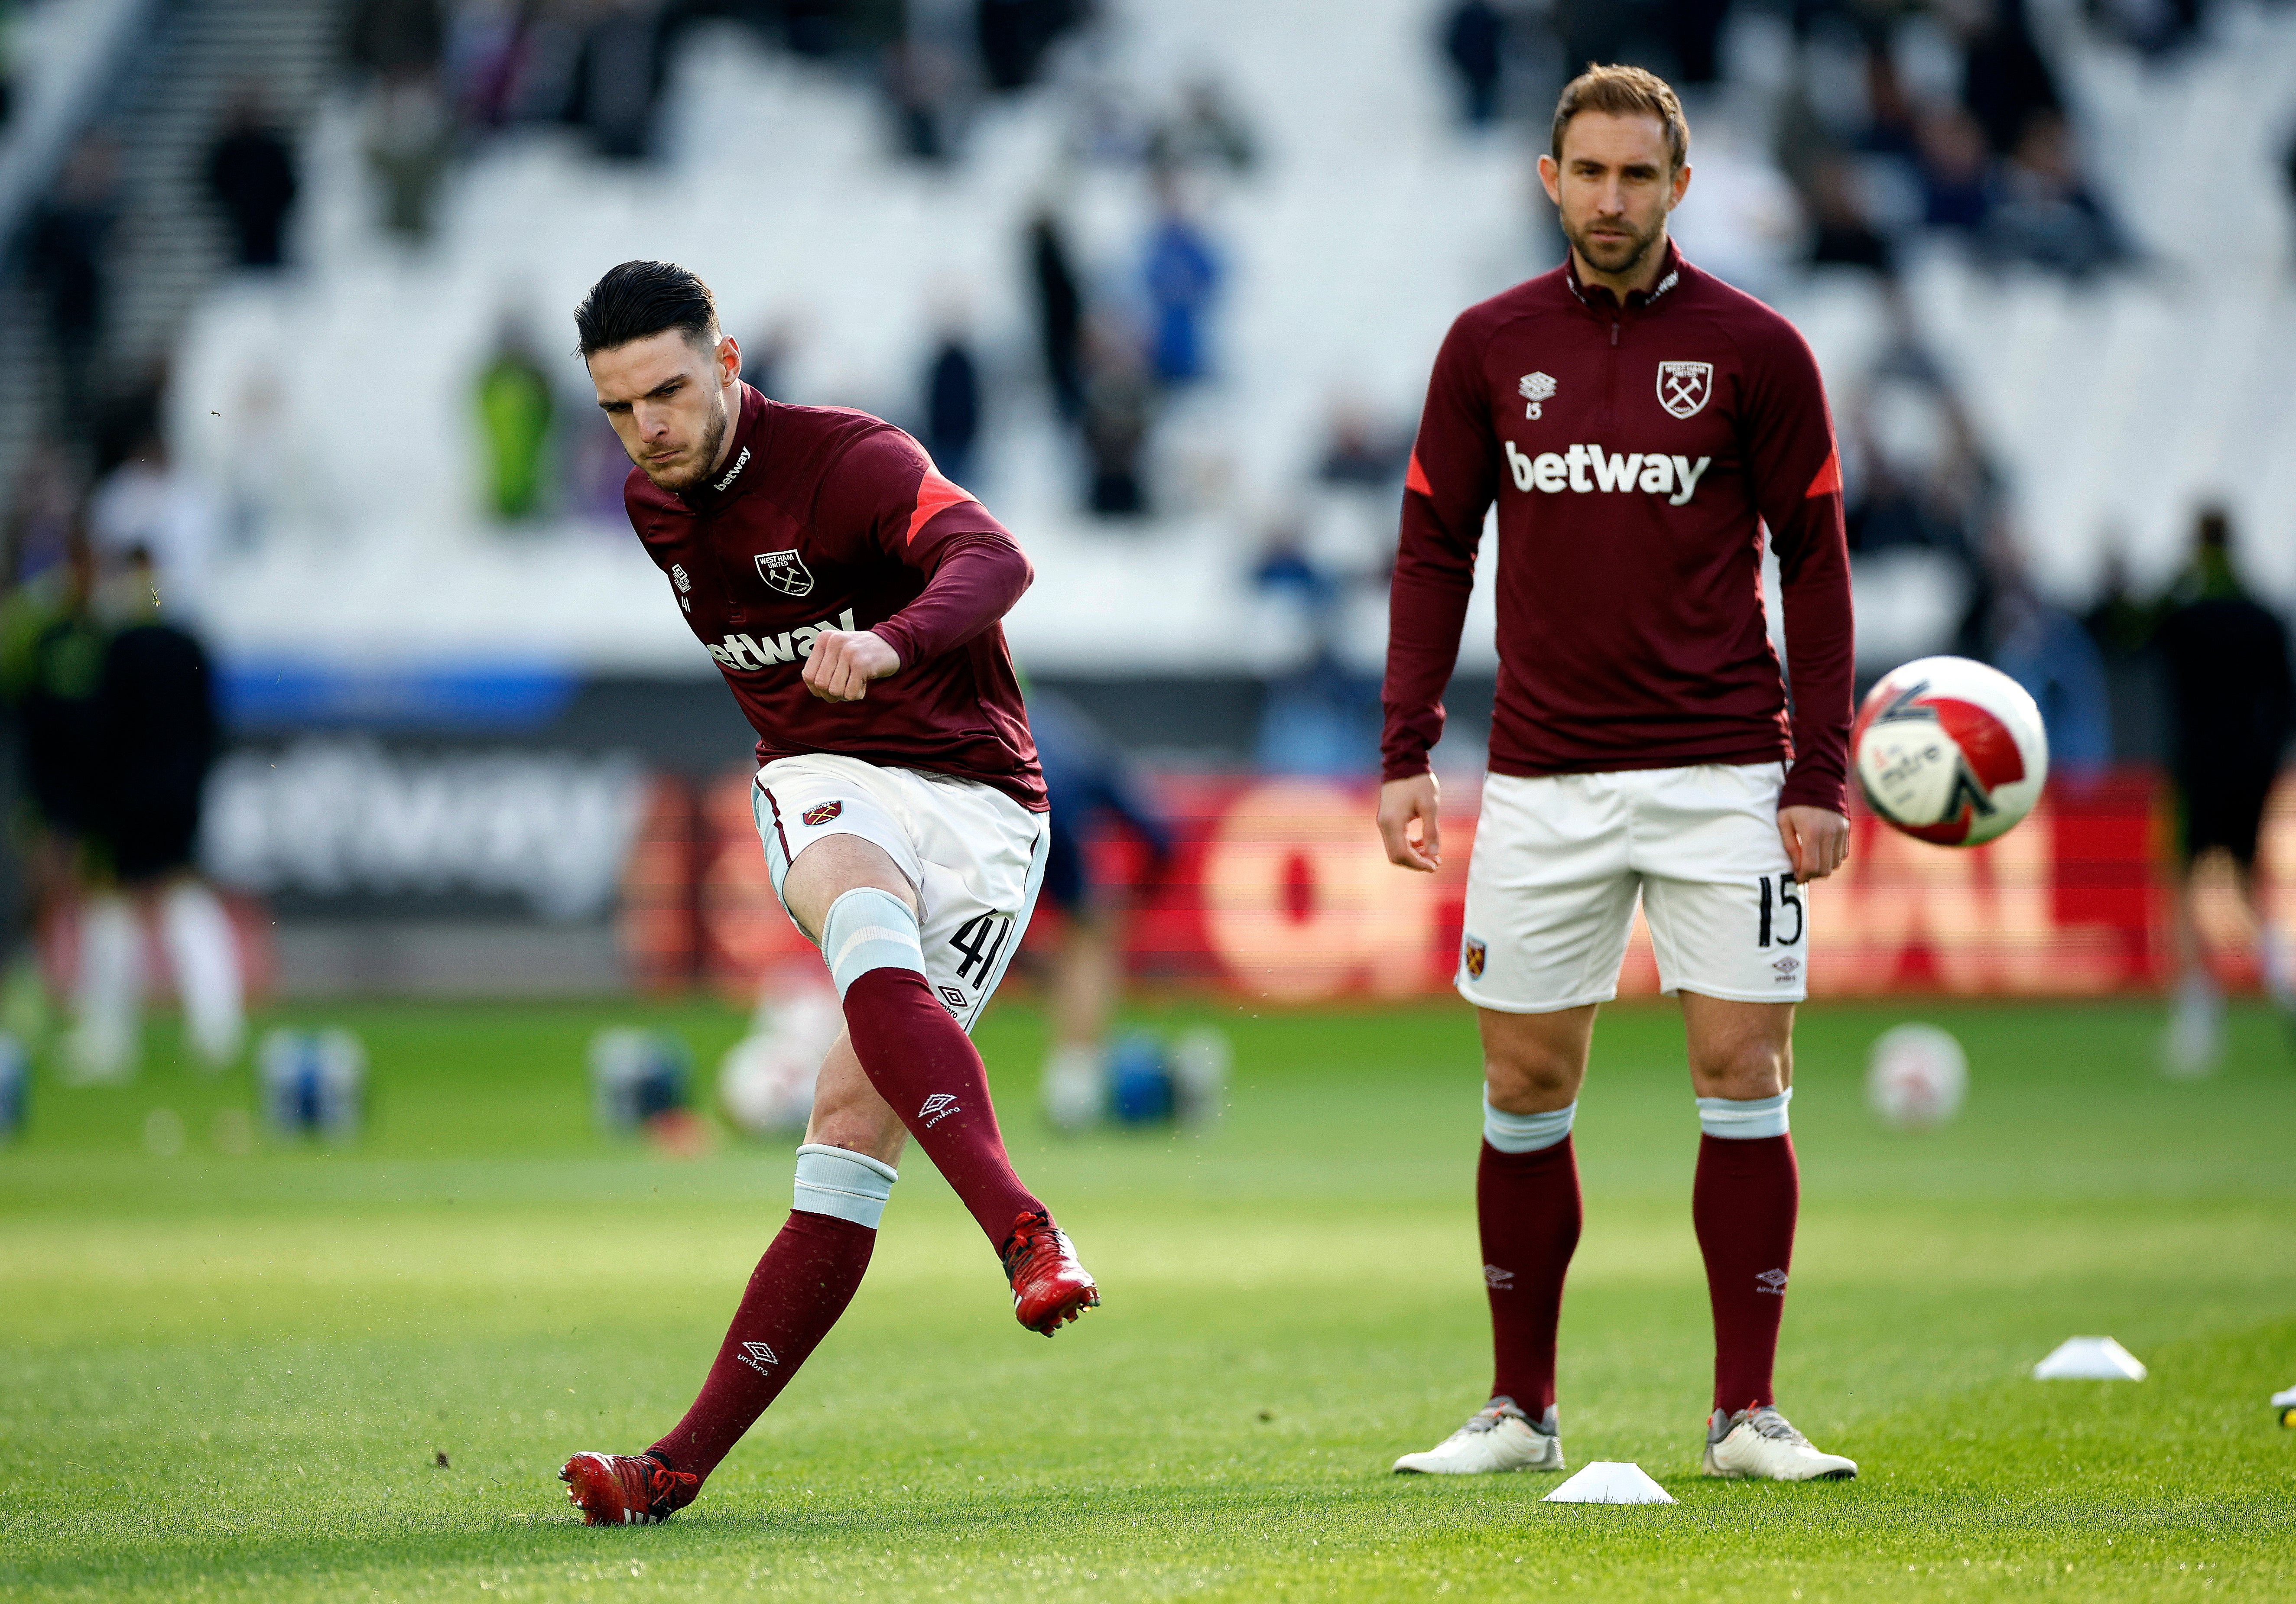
[1544, 1461, 1676, 1504]
[2031, 1336, 2147, 1380]
[2270, 1385, 2296, 1409]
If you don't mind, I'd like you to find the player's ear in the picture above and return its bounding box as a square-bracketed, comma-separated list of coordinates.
[1536, 153, 1562, 206]
[1668, 161, 1691, 209]
[715, 332, 742, 385]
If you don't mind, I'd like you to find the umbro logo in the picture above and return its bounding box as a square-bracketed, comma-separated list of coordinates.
[1484, 1264, 1514, 1289]
[737, 1340, 778, 1374]
[1517, 371, 1556, 420]
[1772, 956, 1800, 974]
[938, 985, 967, 1013]
[1756, 1268, 1788, 1296]
[920, 1093, 960, 1127]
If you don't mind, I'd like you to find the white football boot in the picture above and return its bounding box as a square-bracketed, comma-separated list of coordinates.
[1701, 1405, 1857, 1481]
[1393, 1399, 1563, 1475]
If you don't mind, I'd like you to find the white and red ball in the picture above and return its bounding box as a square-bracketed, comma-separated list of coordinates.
[1865, 1023, 1968, 1129]
[1851, 656, 2048, 847]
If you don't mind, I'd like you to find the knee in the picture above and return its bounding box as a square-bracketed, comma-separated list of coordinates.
[1690, 1041, 1787, 1102]
[1483, 1040, 1584, 1114]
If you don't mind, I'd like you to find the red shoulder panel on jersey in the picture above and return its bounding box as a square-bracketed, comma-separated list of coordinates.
[1804, 448, 1842, 499]
[1405, 451, 1435, 498]
[907, 468, 978, 545]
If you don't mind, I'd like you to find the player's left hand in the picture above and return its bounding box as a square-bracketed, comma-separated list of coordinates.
[803, 630, 902, 702]
[1777, 806, 1849, 883]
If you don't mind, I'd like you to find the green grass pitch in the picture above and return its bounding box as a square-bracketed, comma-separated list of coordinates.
[2, 993, 2293, 1601]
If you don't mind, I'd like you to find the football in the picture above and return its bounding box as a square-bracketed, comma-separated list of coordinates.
[1851, 656, 2049, 846]
[1865, 1023, 1969, 1129]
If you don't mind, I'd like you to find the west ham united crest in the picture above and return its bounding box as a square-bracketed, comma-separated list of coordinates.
[756, 549, 815, 597]
[1656, 360, 1714, 419]
[1463, 937, 1487, 981]
[802, 800, 843, 827]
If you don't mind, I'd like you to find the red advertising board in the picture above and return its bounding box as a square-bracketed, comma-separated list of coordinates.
[620, 768, 2293, 1002]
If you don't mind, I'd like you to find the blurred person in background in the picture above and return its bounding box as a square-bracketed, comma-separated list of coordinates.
[206, 91, 300, 270]
[1029, 688, 1174, 1130]
[67, 548, 241, 1079]
[1379, 66, 1858, 1484]
[1080, 314, 1152, 516]
[1027, 209, 1087, 421]
[26, 136, 121, 412]
[1145, 77, 1257, 175]
[975, 0, 1082, 94]
[344, 0, 445, 85]
[1142, 178, 1221, 386]
[1441, 0, 1506, 130]
[88, 425, 220, 624]
[922, 315, 982, 489]
[2156, 507, 2295, 1072]
[1974, 523, 2111, 783]
[564, 0, 670, 162]
[1986, 109, 2132, 278]
[364, 71, 454, 242]
[476, 318, 556, 522]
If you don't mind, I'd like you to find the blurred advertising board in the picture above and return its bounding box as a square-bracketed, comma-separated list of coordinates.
[620, 769, 2296, 1002]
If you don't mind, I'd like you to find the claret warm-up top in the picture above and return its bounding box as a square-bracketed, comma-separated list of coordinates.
[1380, 246, 1855, 815]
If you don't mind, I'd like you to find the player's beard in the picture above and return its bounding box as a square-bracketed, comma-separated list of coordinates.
[643, 389, 732, 492]
[1564, 207, 1667, 283]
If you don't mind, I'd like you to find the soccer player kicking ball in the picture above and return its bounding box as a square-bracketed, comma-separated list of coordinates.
[1377, 67, 1858, 1483]
[557, 261, 1098, 1526]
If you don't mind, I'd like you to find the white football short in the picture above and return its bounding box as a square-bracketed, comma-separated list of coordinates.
[1458, 762, 1809, 1011]
[752, 753, 1048, 1033]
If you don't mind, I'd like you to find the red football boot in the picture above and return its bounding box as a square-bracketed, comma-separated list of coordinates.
[559, 1451, 699, 1526]
[1001, 1209, 1099, 1336]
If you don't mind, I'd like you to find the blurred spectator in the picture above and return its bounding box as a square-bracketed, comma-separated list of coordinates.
[88, 429, 220, 623]
[68, 549, 242, 1079]
[887, 34, 965, 163]
[977, 0, 1081, 93]
[1917, 107, 1994, 234]
[740, 318, 797, 398]
[1806, 159, 1895, 275]
[25, 137, 121, 401]
[1146, 77, 1257, 175]
[365, 74, 454, 240]
[1250, 524, 1379, 775]
[3, 453, 83, 590]
[923, 323, 983, 487]
[1665, 0, 1734, 85]
[1978, 526, 2112, 776]
[1987, 110, 2131, 278]
[1142, 179, 1220, 385]
[1080, 317, 1152, 516]
[1441, 1, 1505, 128]
[206, 95, 299, 270]
[476, 321, 556, 522]
[344, 0, 446, 81]
[1027, 687, 1174, 1130]
[1961, 0, 2062, 156]
[1316, 398, 1406, 490]
[564, 0, 669, 162]
[2156, 508, 2295, 1069]
[1028, 210, 1086, 421]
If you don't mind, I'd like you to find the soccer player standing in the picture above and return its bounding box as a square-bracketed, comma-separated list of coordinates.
[558, 261, 1098, 1526]
[1377, 68, 1858, 1481]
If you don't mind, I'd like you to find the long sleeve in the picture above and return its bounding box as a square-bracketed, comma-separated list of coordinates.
[1741, 325, 1853, 813]
[1382, 315, 1499, 782]
[871, 532, 1032, 667]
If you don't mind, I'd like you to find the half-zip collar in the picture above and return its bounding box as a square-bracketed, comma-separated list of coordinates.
[1562, 240, 1689, 328]
[674, 383, 770, 515]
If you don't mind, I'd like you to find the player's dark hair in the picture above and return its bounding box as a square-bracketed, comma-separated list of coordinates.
[1552, 64, 1690, 173]
[575, 260, 719, 357]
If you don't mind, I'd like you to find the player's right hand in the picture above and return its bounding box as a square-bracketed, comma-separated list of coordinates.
[1377, 773, 1443, 873]
[803, 629, 902, 703]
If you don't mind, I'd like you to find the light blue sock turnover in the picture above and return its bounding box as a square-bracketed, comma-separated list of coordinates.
[792, 1143, 899, 1229]
[818, 887, 925, 999]
[1483, 1097, 1577, 1154]
[1695, 1089, 1793, 1140]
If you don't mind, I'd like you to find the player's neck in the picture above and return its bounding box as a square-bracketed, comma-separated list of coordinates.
[1570, 232, 1670, 305]
[707, 382, 744, 476]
